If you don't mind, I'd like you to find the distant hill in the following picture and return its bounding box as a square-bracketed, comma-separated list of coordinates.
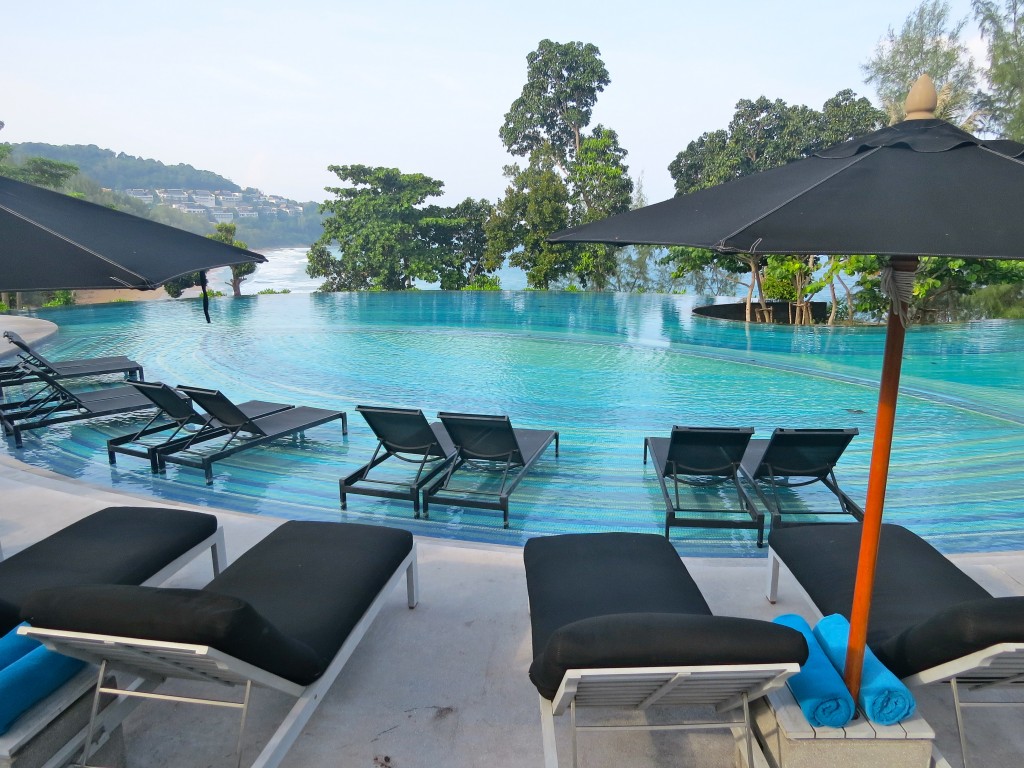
[10, 143, 239, 192]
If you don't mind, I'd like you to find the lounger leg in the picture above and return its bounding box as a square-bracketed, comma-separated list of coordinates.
[950, 678, 971, 768]
[406, 550, 419, 608]
[539, 696, 560, 768]
[80, 660, 107, 767]
[570, 700, 578, 768]
[765, 549, 780, 604]
[211, 528, 228, 577]
[235, 680, 252, 768]
[741, 693, 754, 768]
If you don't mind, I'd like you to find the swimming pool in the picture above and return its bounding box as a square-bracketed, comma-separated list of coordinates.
[5, 291, 1024, 556]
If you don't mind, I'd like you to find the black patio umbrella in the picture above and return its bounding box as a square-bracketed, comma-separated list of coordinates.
[0, 175, 266, 319]
[549, 76, 1024, 699]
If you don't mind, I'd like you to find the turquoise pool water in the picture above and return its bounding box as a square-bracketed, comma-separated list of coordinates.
[4, 291, 1024, 556]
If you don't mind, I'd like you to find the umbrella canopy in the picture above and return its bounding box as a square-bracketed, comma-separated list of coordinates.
[549, 76, 1024, 699]
[0, 174, 266, 292]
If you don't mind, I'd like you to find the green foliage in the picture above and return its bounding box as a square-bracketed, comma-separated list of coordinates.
[0, 301, 9, 313]
[207, 223, 256, 297]
[462, 274, 502, 291]
[256, 288, 292, 295]
[499, 40, 609, 167]
[862, 0, 980, 124]
[960, 282, 1024, 318]
[485, 157, 571, 289]
[973, 0, 1024, 141]
[420, 197, 496, 290]
[162, 273, 200, 298]
[41, 290, 75, 307]
[308, 165, 445, 291]
[8, 143, 237, 191]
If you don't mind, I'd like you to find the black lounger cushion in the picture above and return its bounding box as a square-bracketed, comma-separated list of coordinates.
[0, 507, 218, 633]
[768, 523, 992, 651]
[875, 596, 1024, 679]
[530, 612, 808, 700]
[524, 533, 714, 662]
[21, 585, 324, 685]
[199, 521, 413, 667]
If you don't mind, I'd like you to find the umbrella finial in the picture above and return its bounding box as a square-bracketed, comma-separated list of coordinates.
[904, 75, 937, 120]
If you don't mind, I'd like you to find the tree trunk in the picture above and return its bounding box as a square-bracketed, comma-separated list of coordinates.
[231, 277, 242, 298]
[828, 281, 839, 325]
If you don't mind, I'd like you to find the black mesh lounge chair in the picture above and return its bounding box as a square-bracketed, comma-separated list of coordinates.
[739, 428, 864, 528]
[340, 405, 457, 515]
[154, 386, 347, 484]
[20, 521, 417, 768]
[0, 330, 143, 395]
[643, 425, 764, 546]
[525, 532, 806, 768]
[767, 523, 1024, 768]
[422, 412, 559, 528]
[0, 506, 224, 762]
[1, 364, 156, 448]
[107, 381, 294, 473]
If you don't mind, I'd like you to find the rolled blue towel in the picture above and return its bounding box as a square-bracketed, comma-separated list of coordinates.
[773, 614, 855, 727]
[813, 613, 916, 726]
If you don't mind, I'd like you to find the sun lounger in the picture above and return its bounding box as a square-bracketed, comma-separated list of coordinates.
[0, 330, 143, 395]
[0, 364, 156, 448]
[340, 405, 458, 515]
[767, 523, 1024, 768]
[153, 385, 347, 484]
[107, 381, 294, 472]
[739, 428, 864, 528]
[20, 520, 417, 768]
[525, 532, 806, 768]
[0, 506, 224, 764]
[422, 412, 559, 528]
[643, 425, 764, 545]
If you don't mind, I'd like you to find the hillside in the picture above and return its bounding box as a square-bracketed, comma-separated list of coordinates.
[9, 142, 323, 249]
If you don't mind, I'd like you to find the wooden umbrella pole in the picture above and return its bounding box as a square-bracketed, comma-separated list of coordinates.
[843, 256, 918, 698]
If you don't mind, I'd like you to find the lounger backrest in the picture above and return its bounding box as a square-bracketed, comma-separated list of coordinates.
[356, 405, 448, 457]
[3, 331, 54, 369]
[131, 381, 196, 423]
[17, 363, 77, 401]
[437, 412, 523, 465]
[176, 386, 258, 434]
[754, 428, 858, 479]
[666, 426, 754, 476]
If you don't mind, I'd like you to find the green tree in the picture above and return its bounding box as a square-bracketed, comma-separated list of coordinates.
[485, 157, 571, 289]
[420, 198, 496, 290]
[973, 0, 1024, 140]
[862, 0, 981, 125]
[208, 222, 254, 297]
[307, 165, 444, 291]
[499, 40, 609, 171]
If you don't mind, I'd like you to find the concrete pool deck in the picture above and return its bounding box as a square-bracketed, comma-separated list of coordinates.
[3, 453, 1024, 767]
[4, 313, 1024, 766]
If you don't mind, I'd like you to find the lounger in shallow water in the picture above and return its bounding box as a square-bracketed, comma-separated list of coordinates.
[21, 520, 417, 768]
[154, 385, 347, 484]
[340, 404, 458, 515]
[423, 411, 559, 528]
[525, 532, 806, 768]
[106, 381, 294, 472]
[643, 425, 764, 545]
[0, 330, 143, 396]
[768, 523, 1024, 768]
[740, 428, 864, 528]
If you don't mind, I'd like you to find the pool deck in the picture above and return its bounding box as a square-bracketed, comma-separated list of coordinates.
[4, 314, 1024, 766]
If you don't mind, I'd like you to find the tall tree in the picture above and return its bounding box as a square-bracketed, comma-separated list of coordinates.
[499, 40, 609, 172]
[307, 165, 444, 291]
[973, 0, 1024, 140]
[862, 0, 980, 125]
[420, 197, 496, 290]
[208, 223, 254, 297]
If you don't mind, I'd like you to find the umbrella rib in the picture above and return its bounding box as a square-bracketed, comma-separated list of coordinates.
[716, 147, 879, 254]
[0, 201, 154, 287]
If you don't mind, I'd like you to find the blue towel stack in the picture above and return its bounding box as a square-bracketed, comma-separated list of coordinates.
[813, 614, 916, 726]
[773, 614, 855, 727]
[0, 623, 86, 734]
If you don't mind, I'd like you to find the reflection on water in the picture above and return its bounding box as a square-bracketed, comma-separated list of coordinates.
[6, 291, 1024, 556]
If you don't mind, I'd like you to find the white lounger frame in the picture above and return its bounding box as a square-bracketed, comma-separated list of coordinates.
[0, 525, 225, 768]
[766, 545, 1024, 768]
[21, 544, 417, 768]
[539, 661, 799, 768]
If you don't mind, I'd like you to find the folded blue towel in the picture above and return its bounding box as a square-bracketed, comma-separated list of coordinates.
[0, 632, 86, 734]
[813, 613, 916, 726]
[773, 614, 855, 727]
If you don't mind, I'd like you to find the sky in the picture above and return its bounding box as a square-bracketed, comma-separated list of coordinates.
[3, 0, 984, 206]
